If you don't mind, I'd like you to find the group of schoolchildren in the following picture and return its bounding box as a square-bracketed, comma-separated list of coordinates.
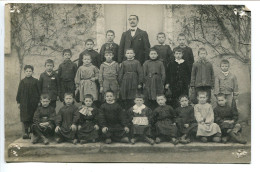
[16, 31, 247, 146]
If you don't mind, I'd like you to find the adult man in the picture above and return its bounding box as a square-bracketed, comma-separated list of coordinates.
[118, 15, 151, 65]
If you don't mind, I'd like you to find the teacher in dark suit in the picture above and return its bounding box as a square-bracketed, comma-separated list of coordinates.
[118, 15, 151, 65]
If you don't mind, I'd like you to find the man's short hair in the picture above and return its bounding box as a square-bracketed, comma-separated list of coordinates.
[24, 65, 34, 71]
[45, 59, 54, 66]
[129, 15, 139, 21]
[157, 32, 166, 38]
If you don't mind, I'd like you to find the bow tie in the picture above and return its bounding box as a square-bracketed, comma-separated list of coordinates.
[130, 29, 135, 31]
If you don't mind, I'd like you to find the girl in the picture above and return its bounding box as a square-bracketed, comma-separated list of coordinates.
[175, 95, 197, 144]
[16, 65, 40, 139]
[194, 91, 222, 143]
[31, 94, 55, 145]
[75, 53, 99, 102]
[76, 94, 100, 144]
[165, 48, 190, 108]
[127, 94, 154, 145]
[153, 95, 179, 145]
[143, 49, 165, 109]
[55, 93, 78, 144]
[119, 48, 143, 109]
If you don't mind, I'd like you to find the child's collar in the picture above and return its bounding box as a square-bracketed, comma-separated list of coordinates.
[104, 61, 115, 66]
[83, 63, 92, 67]
[175, 59, 184, 64]
[127, 57, 135, 61]
[106, 100, 115, 104]
[221, 70, 230, 77]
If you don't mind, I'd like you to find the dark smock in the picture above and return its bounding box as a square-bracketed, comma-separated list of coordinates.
[16, 76, 40, 122]
[55, 104, 78, 140]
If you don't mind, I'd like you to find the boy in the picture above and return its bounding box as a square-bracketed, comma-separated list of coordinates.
[214, 59, 239, 107]
[55, 93, 78, 144]
[214, 93, 246, 144]
[16, 65, 41, 139]
[39, 59, 59, 108]
[100, 30, 119, 63]
[57, 49, 77, 102]
[78, 39, 101, 68]
[190, 48, 214, 104]
[99, 50, 120, 99]
[173, 33, 194, 71]
[152, 32, 173, 68]
[165, 48, 191, 108]
[31, 94, 56, 145]
[99, 90, 130, 144]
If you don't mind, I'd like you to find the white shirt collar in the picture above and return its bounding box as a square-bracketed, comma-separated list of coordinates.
[104, 61, 115, 66]
[175, 59, 184, 64]
[130, 27, 137, 31]
[133, 104, 146, 114]
[222, 71, 230, 77]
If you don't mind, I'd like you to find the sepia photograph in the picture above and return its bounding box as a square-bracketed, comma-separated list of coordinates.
[3, 2, 251, 163]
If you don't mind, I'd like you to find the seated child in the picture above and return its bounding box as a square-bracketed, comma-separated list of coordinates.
[153, 95, 179, 145]
[55, 93, 78, 144]
[143, 48, 165, 110]
[194, 91, 222, 143]
[99, 90, 130, 144]
[214, 59, 239, 107]
[75, 53, 99, 102]
[39, 59, 59, 108]
[127, 94, 154, 145]
[57, 49, 77, 102]
[31, 94, 56, 145]
[214, 93, 247, 144]
[100, 30, 119, 62]
[76, 94, 100, 144]
[175, 95, 197, 144]
[152, 32, 173, 68]
[16, 65, 40, 139]
[99, 50, 120, 100]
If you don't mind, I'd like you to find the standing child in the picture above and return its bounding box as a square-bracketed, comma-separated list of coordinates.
[100, 30, 119, 63]
[172, 33, 194, 71]
[57, 49, 77, 102]
[76, 94, 100, 144]
[194, 91, 222, 143]
[153, 95, 179, 145]
[39, 59, 59, 108]
[152, 32, 173, 68]
[75, 53, 99, 102]
[190, 48, 214, 104]
[78, 39, 101, 68]
[127, 94, 154, 145]
[214, 93, 247, 144]
[215, 59, 239, 107]
[99, 50, 120, 100]
[165, 48, 191, 108]
[99, 90, 130, 144]
[175, 95, 197, 144]
[16, 65, 40, 139]
[143, 48, 165, 109]
[119, 48, 143, 109]
[55, 93, 78, 144]
[31, 94, 55, 145]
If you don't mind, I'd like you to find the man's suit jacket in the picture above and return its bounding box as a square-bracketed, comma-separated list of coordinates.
[118, 28, 150, 65]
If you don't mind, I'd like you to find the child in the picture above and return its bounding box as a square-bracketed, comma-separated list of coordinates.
[152, 32, 173, 68]
[143, 48, 165, 109]
[119, 48, 143, 110]
[214, 93, 247, 144]
[165, 48, 191, 108]
[153, 95, 179, 145]
[16, 65, 40, 139]
[100, 30, 119, 63]
[76, 94, 100, 144]
[99, 90, 130, 144]
[127, 94, 154, 145]
[55, 93, 78, 144]
[75, 53, 99, 102]
[194, 91, 221, 143]
[175, 95, 197, 144]
[190, 48, 214, 104]
[57, 49, 77, 102]
[99, 50, 120, 100]
[215, 59, 239, 107]
[31, 94, 55, 145]
[78, 39, 101, 68]
[172, 33, 194, 71]
[39, 59, 59, 108]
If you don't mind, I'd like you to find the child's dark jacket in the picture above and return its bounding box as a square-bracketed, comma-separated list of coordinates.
[39, 71, 59, 101]
[173, 46, 194, 70]
[33, 105, 56, 130]
[58, 59, 77, 82]
[214, 104, 238, 129]
[175, 106, 197, 134]
[100, 42, 119, 62]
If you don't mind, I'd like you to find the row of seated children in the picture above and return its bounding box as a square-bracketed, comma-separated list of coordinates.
[29, 89, 246, 146]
